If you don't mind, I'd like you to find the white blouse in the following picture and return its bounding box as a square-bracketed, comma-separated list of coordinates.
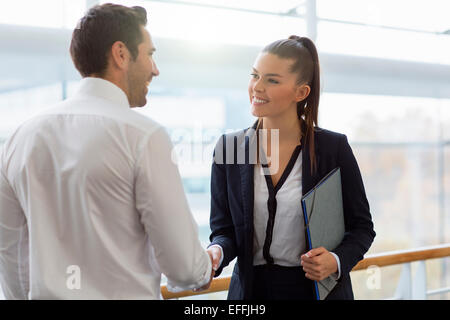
[253, 150, 306, 267]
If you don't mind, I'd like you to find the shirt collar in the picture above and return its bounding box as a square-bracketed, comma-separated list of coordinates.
[75, 77, 130, 109]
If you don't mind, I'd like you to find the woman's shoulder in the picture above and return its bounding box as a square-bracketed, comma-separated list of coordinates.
[218, 127, 256, 144]
[312, 127, 351, 156]
[314, 127, 347, 143]
[213, 128, 251, 163]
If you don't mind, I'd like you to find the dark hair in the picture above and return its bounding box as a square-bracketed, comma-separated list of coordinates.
[70, 3, 147, 77]
[261, 35, 320, 174]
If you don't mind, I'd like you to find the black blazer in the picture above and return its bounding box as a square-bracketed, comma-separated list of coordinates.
[209, 123, 376, 300]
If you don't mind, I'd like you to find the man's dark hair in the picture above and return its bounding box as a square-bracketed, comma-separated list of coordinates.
[70, 3, 147, 77]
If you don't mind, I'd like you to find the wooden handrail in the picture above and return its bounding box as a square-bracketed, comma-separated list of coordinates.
[351, 243, 450, 271]
[161, 243, 450, 299]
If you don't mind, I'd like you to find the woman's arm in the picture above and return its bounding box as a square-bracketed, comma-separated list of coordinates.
[332, 134, 376, 277]
[209, 135, 238, 277]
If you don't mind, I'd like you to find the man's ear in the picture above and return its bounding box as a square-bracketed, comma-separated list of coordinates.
[295, 84, 311, 102]
[110, 41, 130, 70]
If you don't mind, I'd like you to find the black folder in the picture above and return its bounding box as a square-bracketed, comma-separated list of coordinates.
[301, 167, 345, 300]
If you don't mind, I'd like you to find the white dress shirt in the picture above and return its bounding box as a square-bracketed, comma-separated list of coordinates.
[0, 77, 211, 299]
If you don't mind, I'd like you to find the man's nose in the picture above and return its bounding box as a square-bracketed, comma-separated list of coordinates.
[152, 60, 160, 76]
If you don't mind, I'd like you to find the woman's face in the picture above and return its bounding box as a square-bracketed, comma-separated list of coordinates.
[248, 52, 309, 118]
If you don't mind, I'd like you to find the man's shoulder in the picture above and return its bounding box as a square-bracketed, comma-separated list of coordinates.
[123, 109, 163, 136]
[2, 98, 166, 158]
[41, 97, 164, 136]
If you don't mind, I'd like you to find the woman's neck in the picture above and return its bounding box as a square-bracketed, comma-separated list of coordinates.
[262, 112, 302, 145]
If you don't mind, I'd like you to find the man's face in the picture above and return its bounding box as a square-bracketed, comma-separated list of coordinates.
[127, 27, 159, 108]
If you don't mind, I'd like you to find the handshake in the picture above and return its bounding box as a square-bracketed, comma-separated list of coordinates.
[193, 246, 223, 293]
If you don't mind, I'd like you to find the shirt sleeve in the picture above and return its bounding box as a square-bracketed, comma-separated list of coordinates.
[0, 158, 29, 300]
[329, 252, 341, 280]
[134, 127, 211, 292]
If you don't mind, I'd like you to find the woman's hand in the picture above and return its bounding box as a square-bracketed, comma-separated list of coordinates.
[193, 246, 222, 292]
[300, 247, 338, 281]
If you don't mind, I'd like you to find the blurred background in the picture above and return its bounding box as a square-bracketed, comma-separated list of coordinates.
[0, 0, 449, 300]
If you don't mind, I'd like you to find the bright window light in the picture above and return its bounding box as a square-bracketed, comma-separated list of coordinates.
[0, 0, 85, 29]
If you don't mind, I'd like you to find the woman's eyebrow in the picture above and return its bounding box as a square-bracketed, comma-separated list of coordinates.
[252, 67, 283, 77]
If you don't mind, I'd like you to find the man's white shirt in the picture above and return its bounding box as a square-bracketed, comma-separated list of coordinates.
[0, 77, 211, 299]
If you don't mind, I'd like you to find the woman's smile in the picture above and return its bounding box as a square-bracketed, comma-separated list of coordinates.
[252, 96, 270, 106]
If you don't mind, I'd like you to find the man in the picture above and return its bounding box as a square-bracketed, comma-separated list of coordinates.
[0, 4, 213, 299]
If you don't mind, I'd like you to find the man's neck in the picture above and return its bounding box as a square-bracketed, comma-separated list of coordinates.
[90, 73, 131, 106]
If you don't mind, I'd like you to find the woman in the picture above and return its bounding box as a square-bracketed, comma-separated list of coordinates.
[206, 36, 375, 300]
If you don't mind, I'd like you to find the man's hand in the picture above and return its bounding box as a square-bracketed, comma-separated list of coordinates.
[300, 247, 338, 281]
[193, 246, 222, 292]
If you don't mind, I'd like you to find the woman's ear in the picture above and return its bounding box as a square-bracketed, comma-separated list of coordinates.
[295, 84, 311, 102]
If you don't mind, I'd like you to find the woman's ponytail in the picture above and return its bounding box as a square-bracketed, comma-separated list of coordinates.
[293, 36, 320, 174]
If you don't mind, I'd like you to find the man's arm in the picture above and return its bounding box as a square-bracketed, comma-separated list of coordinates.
[0, 163, 29, 300]
[134, 127, 211, 291]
